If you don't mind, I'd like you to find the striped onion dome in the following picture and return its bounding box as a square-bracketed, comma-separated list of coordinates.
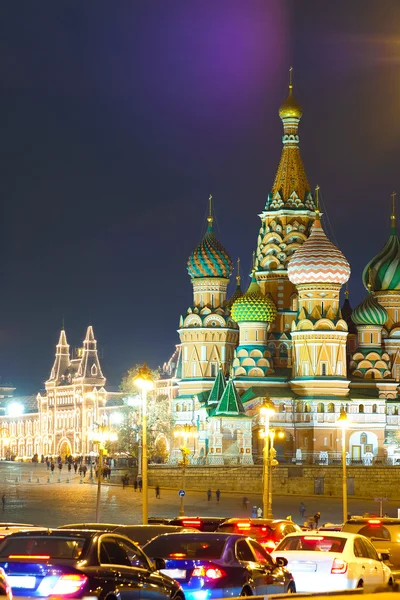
[352, 293, 388, 327]
[362, 228, 400, 291]
[231, 274, 277, 323]
[187, 218, 232, 279]
[288, 217, 350, 285]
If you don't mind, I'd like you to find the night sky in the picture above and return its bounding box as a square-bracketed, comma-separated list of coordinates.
[1, 1, 400, 393]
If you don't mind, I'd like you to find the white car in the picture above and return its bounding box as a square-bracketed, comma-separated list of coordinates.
[271, 531, 393, 592]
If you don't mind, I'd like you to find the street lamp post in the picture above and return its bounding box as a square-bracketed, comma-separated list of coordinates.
[267, 428, 285, 518]
[88, 424, 118, 523]
[338, 409, 348, 524]
[0, 429, 10, 461]
[260, 404, 274, 519]
[174, 425, 198, 516]
[134, 364, 154, 525]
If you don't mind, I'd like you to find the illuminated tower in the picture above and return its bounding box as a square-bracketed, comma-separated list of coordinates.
[231, 267, 277, 377]
[255, 69, 316, 367]
[288, 187, 351, 397]
[178, 197, 238, 393]
[362, 193, 400, 379]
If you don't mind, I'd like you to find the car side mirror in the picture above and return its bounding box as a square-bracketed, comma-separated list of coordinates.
[275, 556, 288, 567]
[153, 557, 166, 570]
[379, 552, 390, 562]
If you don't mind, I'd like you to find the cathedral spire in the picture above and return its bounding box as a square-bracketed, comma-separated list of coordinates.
[47, 328, 71, 383]
[391, 191, 397, 233]
[74, 325, 105, 385]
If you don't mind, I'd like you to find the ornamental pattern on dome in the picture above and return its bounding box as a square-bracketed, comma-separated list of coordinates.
[352, 294, 388, 327]
[362, 231, 400, 292]
[231, 276, 277, 323]
[288, 218, 350, 285]
[350, 349, 391, 380]
[256, 217, 311, 272]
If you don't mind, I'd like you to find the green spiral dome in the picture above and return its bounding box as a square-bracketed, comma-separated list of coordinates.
[362, 229, 400, 291]
[231, 276, 277, 323]
[352, 293, 388, 327]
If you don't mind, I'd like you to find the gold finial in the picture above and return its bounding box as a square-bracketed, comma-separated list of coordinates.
[391, 191, 396, 230]
[236, 257, 241, 285]
[207, 194, 213, 227]
[315, 184, 320, 217]
[345, 283, 349, 300]
[367, 267, 373, 293]
[289, 66, 293, 89]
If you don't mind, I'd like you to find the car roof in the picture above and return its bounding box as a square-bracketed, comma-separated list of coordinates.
[170, 517, 226, 522]
[58, 523, 124, 529]
[145, 531, 243, 541]
[345, 518, 400, 525]
[279, 531, 360, 539]
[220, 518, 289, 525]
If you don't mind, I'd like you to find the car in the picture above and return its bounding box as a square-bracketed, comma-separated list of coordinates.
[58, 523, 198, 546]
[143, 531, 296, 598]
[0, 529, 185, 599]
[0, 524, 47, 543]
[217, 518, 302, 551]
[0, 566, 12, 600]
[167, 517, 226, 532]
[271, 530, 393, 592]
[342, 517, 400, 577]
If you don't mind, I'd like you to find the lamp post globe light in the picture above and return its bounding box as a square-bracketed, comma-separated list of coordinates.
[88, 425, 118, 523]
[173, 424, 198, 516]
[134, 363, 154, 525]
[338, 408, 349, 524]
[260, 404, 274, 519]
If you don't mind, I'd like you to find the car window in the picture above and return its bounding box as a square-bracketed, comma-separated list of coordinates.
[358, 525, 391, 541]
[248, 540, 275, 566]
[100, 538, 131, 566]
[0, 536, 86, 559]
[282, 524, 296, 536]
[361, 538, 380, 561]
[354, 537, 368, 558]
[277, 536, 346, 552]
[144, 536, 225, 559]
[236, 540, 255, 562]
[117, 539, 149, 569]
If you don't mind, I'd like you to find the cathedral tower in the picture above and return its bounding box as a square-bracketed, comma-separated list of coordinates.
[255, 70, 316, 367]
[288, 188, 351, 397]
[178, 197, 238, 393]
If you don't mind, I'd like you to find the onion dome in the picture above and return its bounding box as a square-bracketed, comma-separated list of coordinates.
[352, 293, 388, 327]
[362, 203, 400, 291]
[187, 196, 232, 279]
[288, 191, 350, 286]
[231, 272, 277, 323]
[279, 82, 302, 120]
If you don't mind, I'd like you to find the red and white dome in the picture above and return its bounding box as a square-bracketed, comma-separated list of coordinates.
[288, 218, 350, 285]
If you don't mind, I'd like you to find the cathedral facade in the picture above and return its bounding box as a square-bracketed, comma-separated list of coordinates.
[165, 78, 400, 466]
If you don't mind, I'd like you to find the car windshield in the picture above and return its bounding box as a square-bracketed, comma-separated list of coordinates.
[0, 536, 87, 559]
[276, 536, 346, 553]
[219, 523, 274, 538]
[144, 536, 226, 560]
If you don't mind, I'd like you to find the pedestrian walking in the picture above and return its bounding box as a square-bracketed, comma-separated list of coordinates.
[216, 489, 220, 502]
[257, 507, 263, 518]
[299, 502, 306, 520]
[73, 462, 78, 474]
[82, 465, 87, 478]
[138, 478, 142, 492]
[68, 462, 72, 472]
[242, 496, 249, 509]
[2, 495, 5, 510]
[134, 479, 138, 492]
[314, 511, 321, 528]
[58, 462, 62, 472]
[155, 485, 160, 499]
[207, 489, 211, 501]
[50, 462, 55, 473]
[251, 506, 257, 518]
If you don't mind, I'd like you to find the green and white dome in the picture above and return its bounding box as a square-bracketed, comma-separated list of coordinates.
[231, 274, 277, 323]
[352, 293, 388, 327]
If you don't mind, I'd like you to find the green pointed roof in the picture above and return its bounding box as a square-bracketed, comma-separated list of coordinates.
[214, 379, 248, 416]
[231, 273, 277, 323]
[207, 367, 226, 405]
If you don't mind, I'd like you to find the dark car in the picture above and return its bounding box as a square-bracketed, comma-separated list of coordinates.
[217, 518, 302, 552]
[143, 531, 295, 598]
[342, 517, 400, 577]
[58, 523, 198, 546]
[167, 517, 227, 532]
[0, 529, 184, 599]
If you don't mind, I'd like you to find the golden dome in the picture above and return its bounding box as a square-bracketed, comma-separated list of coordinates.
[279, 85, 303, 120]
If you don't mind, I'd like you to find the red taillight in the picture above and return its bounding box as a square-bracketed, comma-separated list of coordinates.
[331, 558, 348, 574]
[182, 520, 201, 527]
[303, 536, 324, 541]
[262, 540, 276, 551]
[8, 554, 50, 559]
[169, 553, 186, 558]
[236, 522, 251, 530]
[192, 565, 226, 579]
[368, 519, 381, 525]
[51, 574, 88, 595]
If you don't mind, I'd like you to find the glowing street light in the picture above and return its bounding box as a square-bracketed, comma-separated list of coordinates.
[267, 428, 285, 518]
[174, 424, 198, 516]
[260, 403, 275, 519]
[88, 424, 118, 522]
[134, 363, 154, 525]
[338, 408, 348, 524]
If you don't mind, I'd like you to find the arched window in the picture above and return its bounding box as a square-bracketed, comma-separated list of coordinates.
[279, 403, 285, 413]
[182, 403, 187, 412]
[359, 404, 364, 414]
[395, 407, 399, 416]
[317, 402, 324, 413]
[327, 403, 335, 413]
[304, 403, 311, 413]
[91, 364, 98, 376]
[372, 404, 377, 414]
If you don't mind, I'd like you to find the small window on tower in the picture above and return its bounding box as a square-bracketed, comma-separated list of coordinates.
[210, 363, 217, 377]
[321, 363, 327, 376]
[91, 364, 98, 376]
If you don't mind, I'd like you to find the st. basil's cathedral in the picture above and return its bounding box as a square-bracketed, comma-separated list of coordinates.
[163, 75, 400, 466]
